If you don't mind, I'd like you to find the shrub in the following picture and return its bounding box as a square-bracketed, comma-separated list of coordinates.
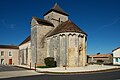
[97, 60, 104, 65]
[44, 57, 57, 67]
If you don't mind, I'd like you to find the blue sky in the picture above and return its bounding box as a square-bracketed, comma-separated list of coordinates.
[0, 0, 120, 54]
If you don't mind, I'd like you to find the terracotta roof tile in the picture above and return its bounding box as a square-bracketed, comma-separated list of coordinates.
[89, 54, 112, 58]
[33, 17, 54, 26]
[0, 45, 19, 49]
[47, 20, 87, 37]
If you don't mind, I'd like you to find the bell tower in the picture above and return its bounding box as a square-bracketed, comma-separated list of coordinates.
[44, 3, 69, 27]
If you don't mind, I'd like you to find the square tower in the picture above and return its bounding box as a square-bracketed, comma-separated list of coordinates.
[44, 3, 69, 27]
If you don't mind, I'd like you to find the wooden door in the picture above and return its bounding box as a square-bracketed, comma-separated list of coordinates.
[9, 59, 12, 65]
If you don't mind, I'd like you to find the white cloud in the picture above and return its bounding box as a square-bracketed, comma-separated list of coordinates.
[93, 17, 120, 34]
[100, 17, 120, 29]
[0, 19, 16, 29]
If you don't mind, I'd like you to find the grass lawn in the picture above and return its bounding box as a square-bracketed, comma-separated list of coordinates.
[37, 66, 56, 68]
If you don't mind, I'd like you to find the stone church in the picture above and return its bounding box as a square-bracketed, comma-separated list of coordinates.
[30, 3, 87, 67]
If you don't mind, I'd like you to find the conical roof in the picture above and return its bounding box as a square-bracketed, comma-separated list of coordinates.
[44, 3, 69, 16]
[47, 20, 87, 37]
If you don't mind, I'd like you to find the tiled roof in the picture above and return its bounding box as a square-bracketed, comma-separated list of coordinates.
[112, 47, 120, 52]
[43, 3, 68, 16]
[47, 20, 87, 37]
[19, 35, 31, 46]
[89, 54, 112, 58]
[33, 17, 54, 26]
[0, 45, 19, 49]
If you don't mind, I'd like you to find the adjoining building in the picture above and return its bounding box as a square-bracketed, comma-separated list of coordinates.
[112, 47, 120, 65]
[88, 53, 113, 64]
[30, 3, 87, 67]
[0, 45, 19, 65]
[19, 35, 31, 65]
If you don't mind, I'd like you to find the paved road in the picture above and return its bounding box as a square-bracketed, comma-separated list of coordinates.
[0, 64, 26, 72]
[0, 65, 41, 79]
[1, 69, 120, 80]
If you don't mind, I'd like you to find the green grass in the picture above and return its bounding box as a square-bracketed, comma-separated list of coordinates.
[37, 66, 55, 68]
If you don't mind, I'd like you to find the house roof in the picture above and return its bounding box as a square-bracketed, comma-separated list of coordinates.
[33, 17, 54, 27]
[89, 54, 112, 58]
[0, 45, 19, 49]
[47, 20, 87, 37]
[19, 35, 31, 46]
[112, 47, 120, 52]
[43, 3, 69, 16]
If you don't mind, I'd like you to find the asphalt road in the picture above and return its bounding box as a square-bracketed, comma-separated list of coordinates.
[0, 64, 26, 72]
[0, 65, 120, 80]
[1, 69, 120, 80]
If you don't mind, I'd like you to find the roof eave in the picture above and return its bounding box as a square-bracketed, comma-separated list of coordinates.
[43, 9, 69, 16]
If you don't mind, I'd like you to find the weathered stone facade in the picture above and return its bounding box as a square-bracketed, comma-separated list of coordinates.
[19, 41, 31, 65]
[46, 33, 86, 67]
[30, 3, 87, 67]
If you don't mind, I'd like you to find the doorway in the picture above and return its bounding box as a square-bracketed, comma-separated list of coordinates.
[1, 59, 4, 64]
[9, 59, 12, 65]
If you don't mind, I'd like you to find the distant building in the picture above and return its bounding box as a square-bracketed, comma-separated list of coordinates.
[112, 47, 120, 65]
[0, 45, 19, 65]
[88, 53, 113, 64]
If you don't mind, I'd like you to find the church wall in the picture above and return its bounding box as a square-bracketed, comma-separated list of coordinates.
[78, 34, 87, 66]
[36, 25, 53, 66]
[78, 35, 84, 66]
[59, 34, 67, 67]
[68, 34, 76, 67]
[49, 37, 54, 57]
[82, 35, 87, 66]
[55, 36, 60, 66]
[75, 35, 79, 66]
[46, 35, 60, 66]
[46, 32, 87, 67]
[31, 26, 37, 66]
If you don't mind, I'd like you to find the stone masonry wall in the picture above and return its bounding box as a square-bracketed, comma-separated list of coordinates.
[47, 32, 87, 67]
[36, 25, 53, 66]
[44, 11, 68, 27]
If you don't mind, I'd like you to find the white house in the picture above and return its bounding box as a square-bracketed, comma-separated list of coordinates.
[112, 47, 120, 65]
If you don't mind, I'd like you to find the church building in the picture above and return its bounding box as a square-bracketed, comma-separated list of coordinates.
[30, 3, 87, 67]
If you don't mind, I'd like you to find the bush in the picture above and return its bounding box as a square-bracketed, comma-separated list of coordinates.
[97, 60, 104, 65]
[44, 57, 57, 67]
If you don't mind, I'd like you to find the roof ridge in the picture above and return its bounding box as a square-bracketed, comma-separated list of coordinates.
[44, 3, 69, 16]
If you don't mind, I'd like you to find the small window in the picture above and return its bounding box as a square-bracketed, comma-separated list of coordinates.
[1, 51, 4, 56]
[116, 58, 118, 62]
[9, 51, 12, 57]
